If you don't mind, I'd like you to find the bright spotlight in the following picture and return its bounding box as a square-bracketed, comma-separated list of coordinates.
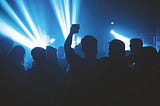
[50, 38, 55, 44]
[110, 29, 130, 50]
[111, 21, 114, 25]
[63, 0, 71, 32]
[16, 0, 41, 42]
[0, 20, 34, 49]
[50, 0, 81, 40]
[72, 0, 81, 24]
[50, 0, 68, 39]
[0, 0, 36, 42]
[0, 0, 81, 50]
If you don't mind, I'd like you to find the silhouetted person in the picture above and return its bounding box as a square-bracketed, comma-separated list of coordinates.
[46, 46, 60, 72]
[46, 46, 64, 105]
[0, 37, 14, 57]
[5, 45, 26, 105]
[0, 37, 14, 79]
[64, 24, 100, 106]
[103, 39, 130, 75]
[135, 46, 158, 71]
[27, 47, 54, 105]
[133, 46, 159, 106]
[100, 39, 131, 106]
[127, 38, 143, 69]
[29, 47, 46, 70]
[7, 45, 26, 80]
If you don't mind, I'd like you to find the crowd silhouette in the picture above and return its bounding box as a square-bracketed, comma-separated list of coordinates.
[0, 24, 160, 106]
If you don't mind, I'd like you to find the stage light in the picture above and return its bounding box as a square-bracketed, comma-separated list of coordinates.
[50, 0, 68, 39]
[71, 0, 81, 24]
[0, 0, 36, 42]
[0, 0, 81, 50]
[111, 21, 114, 25]
[50, 38, 55, 44]
[63, 0, 71, 32]
[0, 0, 82, 70]
[15, 0, 41, 42]
[110, 29, 130, 50]
[50, 0, 81, 40]
[0, 19, 34, 49]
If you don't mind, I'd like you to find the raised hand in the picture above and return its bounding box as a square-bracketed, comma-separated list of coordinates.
[70, 24, 80, 34]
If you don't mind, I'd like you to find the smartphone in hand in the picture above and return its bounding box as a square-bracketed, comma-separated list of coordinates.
[71, 24, 80, 34]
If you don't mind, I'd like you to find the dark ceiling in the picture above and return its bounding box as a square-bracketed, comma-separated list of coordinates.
[80, 0, 160, 34]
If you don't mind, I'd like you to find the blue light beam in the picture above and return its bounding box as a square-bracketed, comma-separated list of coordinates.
[0, 20, 34, 49]
[15, 0, 41, 42]
[50, 0, 81, 40]
[71, 0, 81, 24]
[110, 30, 130, 50]
[0, 0, 36, 42]
[63, 0, 71, 32]
[50, 0, 68, 39]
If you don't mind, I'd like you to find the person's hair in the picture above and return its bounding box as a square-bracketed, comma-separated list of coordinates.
[135, 46, 158, 67]
[31, 47, 46, 62]
[81, 35, 97, 47]
[8, 45, 25, 64]
[130, 38, 143, 47]
[81, 35, 97, 57]
[108, 39, 125, 57]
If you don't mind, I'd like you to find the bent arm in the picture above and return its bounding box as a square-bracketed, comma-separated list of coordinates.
[64, 25, 78, 64]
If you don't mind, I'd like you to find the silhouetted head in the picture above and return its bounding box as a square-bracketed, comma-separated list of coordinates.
[130, 38, 143, 55]
[8, 45, 25, 64]
[0, 37, 14, 56]
[31, 47, 46, 65]
[135, 46, 158, 69]
[46, 46, 58, 62]
[81, 35, 97, 58]
[108, 39, 125, 59]
[46, 46, 57, 56]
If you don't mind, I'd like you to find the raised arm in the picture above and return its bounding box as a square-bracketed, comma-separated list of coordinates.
[64, 24, 80, 64]
[64, 24, 80, 50]
[64, 29, 74, 51]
